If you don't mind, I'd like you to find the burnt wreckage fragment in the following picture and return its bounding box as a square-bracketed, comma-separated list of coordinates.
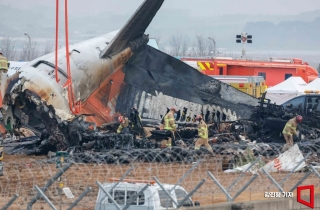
[2, 49, 320, 164]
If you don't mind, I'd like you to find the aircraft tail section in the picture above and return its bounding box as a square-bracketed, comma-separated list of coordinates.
[122, 44, 259, 115]
[100, 0, 164, 58]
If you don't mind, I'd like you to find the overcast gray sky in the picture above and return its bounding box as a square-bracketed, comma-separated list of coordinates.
[2, 0, 320, 16]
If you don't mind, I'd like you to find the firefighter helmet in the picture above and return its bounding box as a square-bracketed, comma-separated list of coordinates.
[195, 115, 202, 121]
[118, 116, 125, 123]
[170, 107, 177, 112]
[296, 115, 303, 123]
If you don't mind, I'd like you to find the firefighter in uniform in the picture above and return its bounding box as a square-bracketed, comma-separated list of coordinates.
[0, 52, 9, 107]
[194, 115, 214, 156]
[0, 52, 9, 74]
[0, 139, 3, 176]
[282, 115, 302, 152]
[117, 116, 130, 134]
[164, 107, 178, 148]
[0, 53, 9, 144]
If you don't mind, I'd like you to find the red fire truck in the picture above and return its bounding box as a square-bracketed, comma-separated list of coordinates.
[181, 57, 318, 87]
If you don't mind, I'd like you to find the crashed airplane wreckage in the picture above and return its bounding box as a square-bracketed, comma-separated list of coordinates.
[1, 0, 319, 166]
[1, 1, 256, 148]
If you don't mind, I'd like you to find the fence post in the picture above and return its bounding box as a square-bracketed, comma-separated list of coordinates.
[176, 179, 206, 208]
[231, 174, 258, 200]
[109, 165, 134, 194]
[1, 194, 19, 210]
[289, 172, 312, 192]
[153, 176, 179, 207]
[34, 185, 57, 210]
[207, 171, 233, 201]
[96, 181, 122, 210]
[278, 152, 311, 186]
[261, 168, 284, 193]
[310, 165, 320, 178]
[122, 184, 149, 210]
[226, 157, 260, 191]
[67, 187, 92, 210]
[100, 165, 135, 204]
[170, 159, 202, 192]
[27, 163, 73, 210]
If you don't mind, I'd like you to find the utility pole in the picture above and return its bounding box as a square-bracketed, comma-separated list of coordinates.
[24, 33, 31, 61]
[208, 36, 216, 57]
[236, 32, 252, 58]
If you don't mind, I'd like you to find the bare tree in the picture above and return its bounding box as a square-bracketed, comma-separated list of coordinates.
[169, 34, 182, 56]
[168, 33, 192, 57]
[181, 36, 189, 57]
[0, 37, 17, 60]
[191, 34, 213, 57]
[153, 35, 163, 51]
[43, 41, 54, 55]
[20, 40, 39, 61]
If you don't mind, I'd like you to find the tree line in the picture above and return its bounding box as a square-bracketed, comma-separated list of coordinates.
[1, 34, 218, 60]
[155, 33, 220, 57]
[0, 37, 53, 61]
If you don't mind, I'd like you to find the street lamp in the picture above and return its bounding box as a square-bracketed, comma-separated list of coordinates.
[208, 36, 216, 57]
[24, 33, 31, 61]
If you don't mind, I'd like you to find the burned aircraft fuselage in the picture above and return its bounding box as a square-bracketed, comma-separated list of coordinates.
[3, 32, 134, 129]
[0, 0, 261, 153]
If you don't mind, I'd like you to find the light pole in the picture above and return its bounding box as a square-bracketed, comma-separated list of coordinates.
[208, 36, 216, 57]
[24, 33, 31, 61]
[236, 32, 252, 58]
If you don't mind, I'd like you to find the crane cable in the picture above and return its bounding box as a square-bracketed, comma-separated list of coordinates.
[55, 0, 59, 83]
[55, 0, 81, 114]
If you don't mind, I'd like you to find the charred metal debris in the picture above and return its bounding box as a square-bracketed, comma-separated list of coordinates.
[2, 91, 320, 168]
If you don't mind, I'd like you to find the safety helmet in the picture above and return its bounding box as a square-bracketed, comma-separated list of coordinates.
[118, 116, 125, 123]
[170, 107, 177, 112]
[296, 115, 303, 123]
[195, 115, 202, 121]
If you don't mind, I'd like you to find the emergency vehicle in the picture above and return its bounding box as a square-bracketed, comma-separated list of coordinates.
[181, 57, 318, 87]
[281, 92, 320, 115]
[212, 75, 266, 98]
[95, 178, 200, 210]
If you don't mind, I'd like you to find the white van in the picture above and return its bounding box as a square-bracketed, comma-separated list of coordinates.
[95, 179, 200, 210]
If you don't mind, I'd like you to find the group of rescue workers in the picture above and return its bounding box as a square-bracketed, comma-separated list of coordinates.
[117, 106, 303, 155]
[117, 107, 215, 156]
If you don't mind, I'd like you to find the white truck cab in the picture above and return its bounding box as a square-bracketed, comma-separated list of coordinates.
[95, 179, 200, 210]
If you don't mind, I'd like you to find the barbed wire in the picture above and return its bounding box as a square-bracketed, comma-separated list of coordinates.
[0, 142, 319, 209]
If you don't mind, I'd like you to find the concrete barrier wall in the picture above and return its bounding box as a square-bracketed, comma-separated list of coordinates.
[181, 194, 320, 210]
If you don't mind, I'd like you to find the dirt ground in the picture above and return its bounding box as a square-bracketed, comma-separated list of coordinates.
[0, 154, 319, 209]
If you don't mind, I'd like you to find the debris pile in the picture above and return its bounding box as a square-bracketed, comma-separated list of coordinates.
[2, 93, 320, 170]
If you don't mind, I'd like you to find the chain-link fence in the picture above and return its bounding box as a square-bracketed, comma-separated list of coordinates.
[0, 142, 319, 209]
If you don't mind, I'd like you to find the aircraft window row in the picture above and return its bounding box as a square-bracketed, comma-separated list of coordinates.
[9, 67, 21, 70]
